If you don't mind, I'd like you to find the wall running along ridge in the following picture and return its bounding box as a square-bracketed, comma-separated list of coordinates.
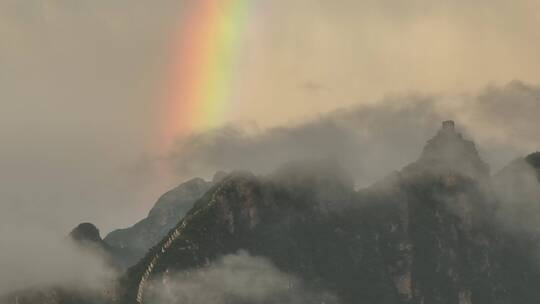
[135, 183, 226, 304]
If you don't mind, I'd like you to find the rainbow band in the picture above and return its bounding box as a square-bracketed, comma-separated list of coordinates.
[162, 0, 253, 146]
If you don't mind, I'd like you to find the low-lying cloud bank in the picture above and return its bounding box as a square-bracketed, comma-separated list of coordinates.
[493, 154, 540, 234]
[169, 81, 540, 187]
[146, 251, 339, 304]
[0, 208, 116, 296]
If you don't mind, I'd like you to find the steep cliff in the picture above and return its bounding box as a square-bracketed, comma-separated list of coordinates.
[114, 122, 540, 304]
[104, 177, 213, 268]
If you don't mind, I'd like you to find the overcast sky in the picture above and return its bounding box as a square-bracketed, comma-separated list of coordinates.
[1, 0, 540, 234]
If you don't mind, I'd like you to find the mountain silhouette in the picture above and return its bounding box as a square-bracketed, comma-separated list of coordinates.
[114, 121, 540, 304]
[7, 122, 540, 304]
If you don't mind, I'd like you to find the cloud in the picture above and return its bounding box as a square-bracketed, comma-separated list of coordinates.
[168, 81, 540, 187]
[299, 81, 329, 93]
[492, 155, 540, 234]
[2, 0, 540, 237]
[145, 251, 339, 304]
[0, 0, 185, 235]
[1, 1, 540, 298]
[0, 206, 116, 296]
[460, 81, 540, 150]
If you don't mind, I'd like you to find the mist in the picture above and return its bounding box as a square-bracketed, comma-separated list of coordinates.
[0, 208, 116, 296]
[2, 1, 540, 300]
[145, 251, 339, 304]
[168, 81, 540, 188]
[492, 155, 540, 234]
[2, 0, 540, 235]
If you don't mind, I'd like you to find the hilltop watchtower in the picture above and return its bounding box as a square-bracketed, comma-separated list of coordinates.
[442, 120, 455, 133]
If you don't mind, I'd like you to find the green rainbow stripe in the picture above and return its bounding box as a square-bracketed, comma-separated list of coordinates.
[161, 0, 254, 146]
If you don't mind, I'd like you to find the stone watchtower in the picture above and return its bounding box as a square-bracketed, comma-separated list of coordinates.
[442, 120, 455, 133]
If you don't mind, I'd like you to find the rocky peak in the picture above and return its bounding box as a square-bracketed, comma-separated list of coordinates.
[69, 222, 103, 243]
[409, 120, 489, 179]
[68, 222, 114, 263]
[525, 152, 540, 173]
[103, 177, 212, 269]
[116, 124, 540, 304]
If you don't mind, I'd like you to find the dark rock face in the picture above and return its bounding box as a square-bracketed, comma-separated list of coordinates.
[391, 174, 495, 304]
[70, 222, 103, 244]
[525, 152, 540, 180]
[104, 178, 212, 268]
[120, 169, 362, 304]
[13, 122, 539, 304]
[525, 152, 540, 170]
[116, 123, 540, 304]
[411, 121, 490, 180]
[69, 222, 114, 262]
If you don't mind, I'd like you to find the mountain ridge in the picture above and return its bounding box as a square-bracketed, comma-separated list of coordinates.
[7, 121, 540, 304]
[103, 177, 215, 268]
[116, 121, 540, 304]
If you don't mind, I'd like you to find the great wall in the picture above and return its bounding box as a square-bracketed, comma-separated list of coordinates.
[135, 182, 226, 304]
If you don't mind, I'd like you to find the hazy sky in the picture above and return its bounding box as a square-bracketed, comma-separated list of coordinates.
[1, 0, 540, 234]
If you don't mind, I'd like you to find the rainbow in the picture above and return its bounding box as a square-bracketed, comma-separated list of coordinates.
[159, 0, 254, 148]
